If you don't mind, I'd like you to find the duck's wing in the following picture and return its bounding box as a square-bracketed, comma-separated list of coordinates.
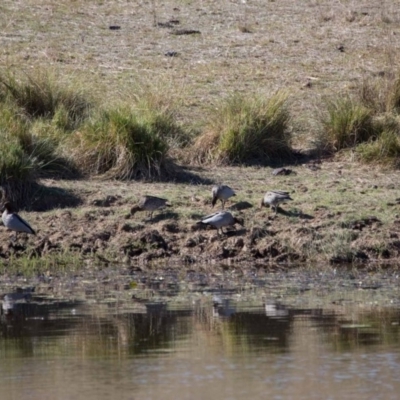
[270, 190, 290, 196]
[141, 195, 169, 208]
[201, 211, 225, 223]
[7, 214, 35, 234]
[222, 185, 235, 197]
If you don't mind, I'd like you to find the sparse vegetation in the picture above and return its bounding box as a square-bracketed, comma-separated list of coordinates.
[0, 250, 84, 276]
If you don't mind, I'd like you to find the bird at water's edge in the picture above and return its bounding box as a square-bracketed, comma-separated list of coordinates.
[199, 211, 243, 237]
[1, 202, 36, 236]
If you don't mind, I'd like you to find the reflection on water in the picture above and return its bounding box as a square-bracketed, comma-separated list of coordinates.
[0, 273, 400, 400]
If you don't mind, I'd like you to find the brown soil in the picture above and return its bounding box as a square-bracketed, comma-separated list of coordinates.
[2, 161, 400, 272]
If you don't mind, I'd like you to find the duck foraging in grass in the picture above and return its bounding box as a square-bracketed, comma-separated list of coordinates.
[130, 195, 171, 219]
[211, 185, 236, 209]
[1, 202, 36, 238]
[261, 190, 293, 214]
[198, 211, 243, 237]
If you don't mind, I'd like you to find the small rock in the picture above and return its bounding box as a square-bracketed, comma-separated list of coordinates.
[139, 230, 167, 249]
[119, 223, 137, 233]
[162, 222, 180, 233]
[234, 238, 244, 248]
[94, 231, 111, 241]
[272, 167, 294, 176]
[185, 238, 196, 248]
[171, 29, 201, 35]
[92, 195, 120, 207]
[230, 201, 253, 211]
[165, 51, 179, 57]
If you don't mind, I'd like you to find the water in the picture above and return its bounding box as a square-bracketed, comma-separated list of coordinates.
[0, 269, 400, 400]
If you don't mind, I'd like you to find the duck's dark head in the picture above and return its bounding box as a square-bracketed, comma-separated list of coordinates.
[0, 202, 14, 213]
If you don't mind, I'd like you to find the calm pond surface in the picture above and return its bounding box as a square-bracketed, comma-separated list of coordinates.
[1, 267, 400, 400]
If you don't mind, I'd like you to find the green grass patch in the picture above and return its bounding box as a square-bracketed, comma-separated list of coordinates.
[356, 129, 400, 167]
[193, 91, 293, 165]
[319, 98, 376, 151]
[0, 102, 79, 204]
[0, 104, 37, 203]
[67, 106, 170, 179]
[134, 93, 192, 150]
[0, 251, 85, 277]
[0, 70, 92, 131]
[359, 75, 400, 115]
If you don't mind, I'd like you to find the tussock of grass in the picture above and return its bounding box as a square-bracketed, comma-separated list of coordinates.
[133, 93, 191, 150]
[0, 70, 92, 131]
[68, 107, 170, 179]
[356, 129, 400, 167]
[0, 135, 37, 205]
[0, 127, 77, 204]
[319, 98, 376, 151]
[0, 102, 29, 135]
[0, 104, 79, 205]
[193, 91, 293, 165]
[359, 75, 400, 114]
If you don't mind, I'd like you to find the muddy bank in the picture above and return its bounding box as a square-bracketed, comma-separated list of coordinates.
[2, 162, 400, 273]
[0, 210, 397, 270]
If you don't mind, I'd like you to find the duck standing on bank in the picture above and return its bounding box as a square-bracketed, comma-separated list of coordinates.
[261, 191, 293, 214]
[199, 211, 243, 237]
[1, 202, 36, 238]
[130, 195, 171, 219]
[211, 185, 236, 209]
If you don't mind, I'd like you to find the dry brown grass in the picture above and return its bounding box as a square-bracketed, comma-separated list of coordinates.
[1, 0, 399, 147]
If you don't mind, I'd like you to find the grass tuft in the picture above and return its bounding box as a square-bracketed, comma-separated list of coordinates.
[68, 107, 170, 179]
[356, 128, 400, 167]
[193, 91, 293, 165]
[0, 134, 37, 205]
[359, 75, 400, 114]
[0, 70, 92, 131]
[319, 98, 376, 151]
[134, 94, 192, 150]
